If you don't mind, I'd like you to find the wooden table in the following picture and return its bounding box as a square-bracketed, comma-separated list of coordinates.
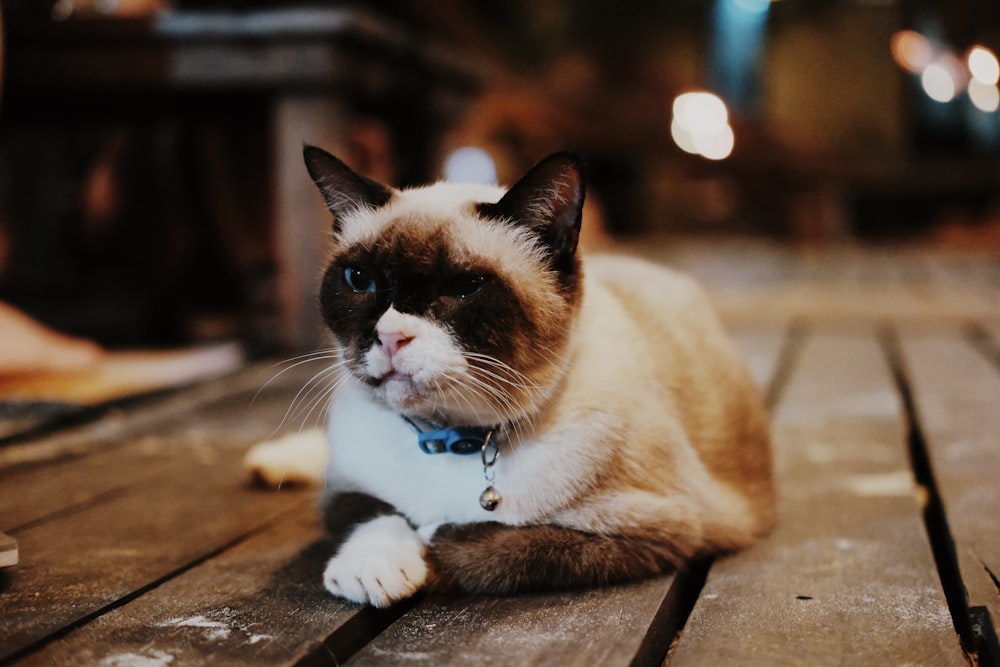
[1, 8, 477, 351]
[2, 240, 999, 665]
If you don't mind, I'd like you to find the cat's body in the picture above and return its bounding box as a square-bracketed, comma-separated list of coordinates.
[250, 148, 775, 607]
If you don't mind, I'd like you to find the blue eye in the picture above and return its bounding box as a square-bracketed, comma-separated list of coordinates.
[344, 267, 376, 293]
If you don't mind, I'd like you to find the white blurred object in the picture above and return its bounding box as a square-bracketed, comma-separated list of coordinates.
[443, 147, 498, 185]
[671, 91, 735, 160]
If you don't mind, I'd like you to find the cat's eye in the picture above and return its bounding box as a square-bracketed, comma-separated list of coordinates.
[447, 274, 487, 299]
[343, 267, 377, 293]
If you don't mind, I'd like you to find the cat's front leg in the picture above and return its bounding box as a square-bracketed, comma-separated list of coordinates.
[321, 492, 428, 607]
[425, 521, 682, 595]
[323, 514, 428, 607]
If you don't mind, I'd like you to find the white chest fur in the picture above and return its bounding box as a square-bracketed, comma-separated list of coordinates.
[325, 379, 502, 528]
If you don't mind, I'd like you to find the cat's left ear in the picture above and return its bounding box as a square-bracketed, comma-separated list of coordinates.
[477, 152, 586, 263]
[303, 145, 392, 233]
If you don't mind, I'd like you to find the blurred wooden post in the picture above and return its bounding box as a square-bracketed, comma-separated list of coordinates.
[271, 95, 346, 352]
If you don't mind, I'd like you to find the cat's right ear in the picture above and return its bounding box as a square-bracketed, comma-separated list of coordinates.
[476, 152, 585, 267]
[303, 145, 392, 233]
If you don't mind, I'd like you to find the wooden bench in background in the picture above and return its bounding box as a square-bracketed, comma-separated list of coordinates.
[1, 242, 999, 666]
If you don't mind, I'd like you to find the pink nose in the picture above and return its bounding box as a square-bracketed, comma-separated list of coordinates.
[378, 330, 414, 359]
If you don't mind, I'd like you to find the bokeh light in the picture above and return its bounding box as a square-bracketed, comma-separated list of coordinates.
[921, 63, 956, 103]
[670, 118, 700, 155]
[693, 124, 736, 160]
[968, 46, 1000, 86]
[443, 146, 498, 185]
[890, 30, 933, 74]
[671, 91, 735, 160]
[968, 79, 1000, 112]
[675, 92, 729, 137]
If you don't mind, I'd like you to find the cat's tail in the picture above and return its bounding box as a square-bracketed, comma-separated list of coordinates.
[243, 429, 328, 488]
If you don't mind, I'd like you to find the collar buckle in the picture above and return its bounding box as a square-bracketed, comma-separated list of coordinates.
[417, 426, 493, 455]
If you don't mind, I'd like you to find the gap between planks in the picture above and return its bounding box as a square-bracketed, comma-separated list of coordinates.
[886, 322, 1000, 667]
[879, 326, 979, 659]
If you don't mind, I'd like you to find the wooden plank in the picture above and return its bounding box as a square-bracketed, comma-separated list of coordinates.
[0, 401, 88, 443]
[638, 238, 800, 325]
[0, 363, 327, 661]
[345, 576, 681, 667]
[774, 249, 935, 322]
[670, 330, 965, 666]
[0, 362, 315, 531]
[897, 326, 1000, 648]
[0, 362, 273, 473]
[0, 531, 17, 568]
[639, 240, 998, 323]
[917, 254, 1000, 318]
[15, 510, 376, 667]
[728, 322, 791, 393]
[0, 450, 313, 661]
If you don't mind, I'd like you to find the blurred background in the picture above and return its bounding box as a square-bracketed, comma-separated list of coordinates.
[0, 0, 998, 356]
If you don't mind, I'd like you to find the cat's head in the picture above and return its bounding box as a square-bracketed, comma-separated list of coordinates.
[304, 146, 586, 426]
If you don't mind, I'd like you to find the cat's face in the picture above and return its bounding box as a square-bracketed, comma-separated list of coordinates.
[305, 148, 586, 426]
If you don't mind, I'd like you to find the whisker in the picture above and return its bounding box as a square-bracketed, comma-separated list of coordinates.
[252, 348, 343, 404]
[296, 370, 350, 432]
[441, 370, 524, 428]
[461, 352, 543, 389]
[436, 373, 496, 423]
[267, 355, 348, 436]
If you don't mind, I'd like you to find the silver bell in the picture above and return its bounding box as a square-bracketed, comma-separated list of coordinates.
[479, 486, 501, 511]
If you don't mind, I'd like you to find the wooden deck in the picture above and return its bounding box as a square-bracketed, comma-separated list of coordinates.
[2, 240, 999, 666]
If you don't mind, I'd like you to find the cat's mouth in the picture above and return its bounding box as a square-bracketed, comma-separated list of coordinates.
[378, 370, 414, 386]
[357, 365, 411, 387]
[370, 369, 428, 411]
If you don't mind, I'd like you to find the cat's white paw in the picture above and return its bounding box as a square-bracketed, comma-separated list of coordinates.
[243, 429, 328, 488]
[323, 515, 428, 607]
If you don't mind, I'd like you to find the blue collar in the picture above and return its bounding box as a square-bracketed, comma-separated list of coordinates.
[402, 415, 496, 455]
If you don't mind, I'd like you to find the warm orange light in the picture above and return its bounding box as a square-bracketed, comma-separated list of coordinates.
[891, 30, 933, 74]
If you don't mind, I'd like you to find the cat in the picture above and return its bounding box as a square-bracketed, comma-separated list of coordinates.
[247, 146, 776, 608]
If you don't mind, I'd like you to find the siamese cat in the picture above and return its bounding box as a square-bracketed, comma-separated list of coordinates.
[246, 146, 775, 608]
